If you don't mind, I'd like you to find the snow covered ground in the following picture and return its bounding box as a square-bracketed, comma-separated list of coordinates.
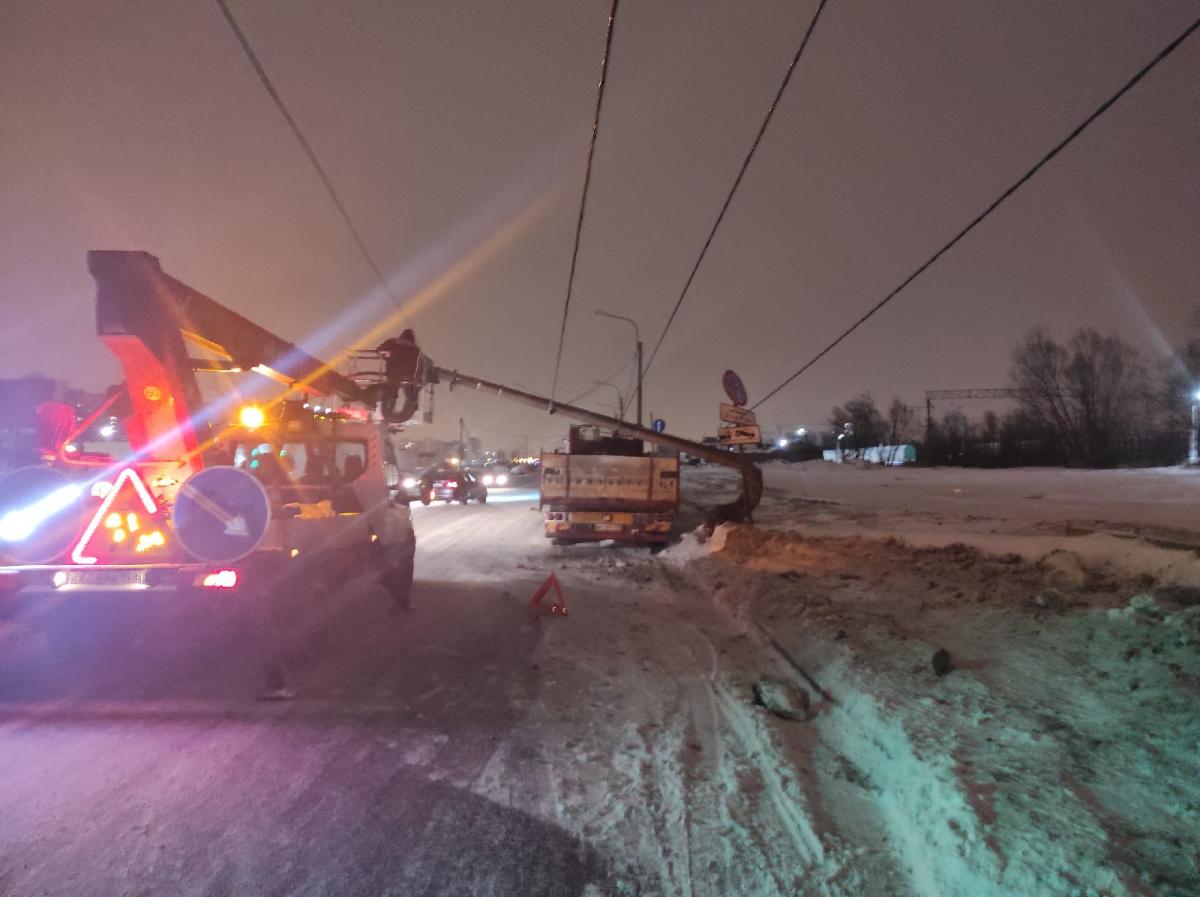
[1, 467, 1196, 896]
[642, 462, 1200, 896]
[405, 463, 1199, 895]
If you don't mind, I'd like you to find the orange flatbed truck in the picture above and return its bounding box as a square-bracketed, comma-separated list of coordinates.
[540, 426, 678, 545]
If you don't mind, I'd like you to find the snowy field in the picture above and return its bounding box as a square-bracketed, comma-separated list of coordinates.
[644, 462, 1200, 896]
[758, 461, 1200, 541]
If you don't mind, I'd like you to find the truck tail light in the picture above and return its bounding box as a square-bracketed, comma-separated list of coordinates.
[200, 569, 239, 589]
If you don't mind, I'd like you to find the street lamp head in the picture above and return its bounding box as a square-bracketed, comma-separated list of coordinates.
[1193, 388, 1200, 403]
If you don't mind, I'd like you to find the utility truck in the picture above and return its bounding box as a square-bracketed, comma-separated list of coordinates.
[0, 251, 416, 627]
[0, 251, 762, 644]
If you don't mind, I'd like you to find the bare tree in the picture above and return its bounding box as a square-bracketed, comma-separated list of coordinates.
[941, 409, 973, 463]
[828, 393, 885, 450]
[1010, 327, 1152, 466]
[887, 398, 918, 444]
[879, 398, 917, 464]
[1158, 307, 1200, 439]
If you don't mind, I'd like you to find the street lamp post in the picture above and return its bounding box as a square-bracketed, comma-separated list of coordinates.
[594, 310, 643, 428]
[1190, 389, 1200, 465]
[593, 380, 625, 421]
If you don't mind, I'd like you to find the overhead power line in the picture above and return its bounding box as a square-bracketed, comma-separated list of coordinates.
[213, 0, 402, 311]
[753, 14, 1200, 411]
[641, 0, 830, 379]
[550, 0, 621, 401]
[565, 353, 635, 406]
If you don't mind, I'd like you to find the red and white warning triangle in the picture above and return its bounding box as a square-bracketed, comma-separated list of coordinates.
[71, 468, 161, 565]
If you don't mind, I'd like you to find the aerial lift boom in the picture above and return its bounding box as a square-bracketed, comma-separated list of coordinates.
[87, 252, 760, 522]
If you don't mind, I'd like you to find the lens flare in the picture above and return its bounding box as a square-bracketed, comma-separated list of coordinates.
[0, 484, 83, 543]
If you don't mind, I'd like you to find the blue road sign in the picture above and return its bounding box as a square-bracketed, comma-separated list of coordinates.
[652, 418, 666, 433]
[0, 466, 83, 564]
[173, 466, 271, 563]
[722, 370, 748, 407]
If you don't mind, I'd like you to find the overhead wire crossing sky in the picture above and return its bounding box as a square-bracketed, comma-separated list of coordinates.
[641, 0, 830, 384]
[213, 0, 404, 313]
[549, 0, 621, 401]
[751, 13, 1200, 411]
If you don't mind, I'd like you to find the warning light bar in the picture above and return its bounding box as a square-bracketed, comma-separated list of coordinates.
[238, 405, 266, 430]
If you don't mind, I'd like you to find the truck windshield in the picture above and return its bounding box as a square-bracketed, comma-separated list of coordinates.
[231, 439, 367, 486]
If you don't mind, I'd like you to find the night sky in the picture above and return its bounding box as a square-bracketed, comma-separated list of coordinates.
[2, 1, 1198, 449]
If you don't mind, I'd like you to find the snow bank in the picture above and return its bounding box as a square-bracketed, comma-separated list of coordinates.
[676, 506, 1200, 896]
[659, 524, 729, 564]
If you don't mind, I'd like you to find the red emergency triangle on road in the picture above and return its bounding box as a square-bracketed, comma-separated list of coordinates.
[528, 572, 568, 616]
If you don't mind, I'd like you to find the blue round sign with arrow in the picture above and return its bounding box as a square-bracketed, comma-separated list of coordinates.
[722, 370, 748, 407]
[652, 418, 666, 433]
[0, 466, 84, 564]
[172, 466, 271, 563]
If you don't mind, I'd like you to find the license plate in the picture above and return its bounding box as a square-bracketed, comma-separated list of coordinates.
[66, 570, 148, 588]
[595, 523, 623, 533]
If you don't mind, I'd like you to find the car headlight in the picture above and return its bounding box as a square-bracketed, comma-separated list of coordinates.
[482, 474, 494, 485]
[496, 474, 508, 485]
[402, 477, 417, 489]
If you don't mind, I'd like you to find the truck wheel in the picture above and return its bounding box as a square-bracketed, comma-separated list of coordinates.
[384, 552, 415, 611]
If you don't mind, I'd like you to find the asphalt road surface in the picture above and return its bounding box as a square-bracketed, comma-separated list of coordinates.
[0, 487, 605, 896]
[0, 485, 885, 897]
[0, 488, 599, 894]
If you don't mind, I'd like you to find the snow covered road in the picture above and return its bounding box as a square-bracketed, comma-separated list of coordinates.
[0, 472, 1196, 896]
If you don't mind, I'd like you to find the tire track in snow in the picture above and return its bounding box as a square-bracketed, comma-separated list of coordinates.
[678, 625, 793, 896]
[682, 624, 837, 889]
[655, 554, 913, 895]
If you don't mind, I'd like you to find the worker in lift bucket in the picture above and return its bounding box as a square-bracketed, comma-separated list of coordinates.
[374, 329, 421, 422]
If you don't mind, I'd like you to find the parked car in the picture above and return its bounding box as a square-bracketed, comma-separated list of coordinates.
[419, 467, 488, 505]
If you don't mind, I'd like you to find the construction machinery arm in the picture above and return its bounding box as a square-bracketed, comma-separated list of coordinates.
[91, 251, 365, 400]
[85, 251, 758, 518]
[87, 251, 369, 464]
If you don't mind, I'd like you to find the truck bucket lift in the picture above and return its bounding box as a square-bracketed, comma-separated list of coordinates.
[89, 252, 760, 526]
